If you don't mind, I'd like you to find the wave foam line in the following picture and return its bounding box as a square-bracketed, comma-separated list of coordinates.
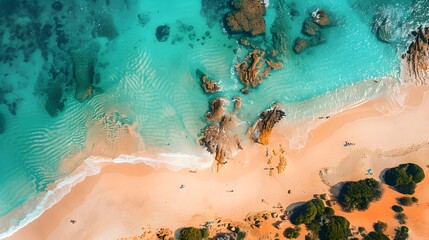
[0, 151, 213, 239]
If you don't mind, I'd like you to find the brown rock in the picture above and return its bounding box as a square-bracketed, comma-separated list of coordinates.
[293, 38, 309, 54]
[250, 105, 285, 145]
[225, 0, 266, 36]
[206, 98, 228, 122]
[403, 26, 429, 84]
[196, 69, 220, 93]
[312, 9, 330, 26]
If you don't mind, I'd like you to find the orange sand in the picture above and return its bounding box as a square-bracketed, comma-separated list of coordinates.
[5, 85, 429, 240]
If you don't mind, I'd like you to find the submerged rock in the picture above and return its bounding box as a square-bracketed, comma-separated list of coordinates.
[138, 13, 150, 27]
[51, 1, 63, 11]
[71, 43, 100, 102]
[225, 0, 266, 36]
[270, 0, 289, 56]
[0, 112, 5, 134]
[155, 25, 170, 42]
[293, 38, 309, 54]
[45, 83, 65, 117]
[403, 26, 429, 85]
[93, 13, 118, 40]
[372, 8, 396, 43]
[250, 105, 285, 145]
[302, 18, 320, 36]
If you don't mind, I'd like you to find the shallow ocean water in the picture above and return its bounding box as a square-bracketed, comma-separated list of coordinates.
[0, 0, 426, 237]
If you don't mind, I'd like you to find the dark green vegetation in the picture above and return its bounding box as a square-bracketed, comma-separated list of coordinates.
[178, 227, 208, 240]
[397, 196, 418, 206]
[289, 199, 350, 240]
[394, 226, 409, 240]
[338, 178, 383, 212]
[395, 213, 408, 225]
[384, 163, 425, 194]
[373, 221, 388, 233]
[363, 231, 389, 240]
[284, 227, 300, 239]
[392, 205, 404, 213]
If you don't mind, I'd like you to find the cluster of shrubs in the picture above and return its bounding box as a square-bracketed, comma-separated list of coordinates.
[178, 227, 209, 240]
[338, 178, 383, 212]
[289, 199, 350, 240]
[384, 163, 425, 194]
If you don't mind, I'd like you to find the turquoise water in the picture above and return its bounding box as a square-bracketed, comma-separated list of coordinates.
[0, 0, 426, 237]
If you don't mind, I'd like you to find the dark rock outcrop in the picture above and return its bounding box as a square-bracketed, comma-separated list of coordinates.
[250, 105, 285, 145]
[155, 25, 170, 42]
[225, 0, 266, 36]
[403, 26, 429, 84]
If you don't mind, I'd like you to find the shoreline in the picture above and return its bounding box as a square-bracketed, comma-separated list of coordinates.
[4, 83, 429, 239]
[0, 76, 404, 238]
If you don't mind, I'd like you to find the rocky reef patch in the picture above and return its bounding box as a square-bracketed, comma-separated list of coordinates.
[293, 9, 332, 54]
[224, 0, 267, 36]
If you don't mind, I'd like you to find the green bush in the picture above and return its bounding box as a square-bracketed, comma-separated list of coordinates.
[178, 227, 203, 240]
[318, 216, 350, 240]
[364, 231, 389, 240]
[397, 197, 417, 207]
[394, 226, 409, 240]
[373, 221, 388, 233]
[395, 213, 408, 225]
[384, 163, 425, 195]
[392, 205, 404, 212]
[338, 178, 383, 212]
[290, 199, 325, 225]
[284, 227, 300, 239]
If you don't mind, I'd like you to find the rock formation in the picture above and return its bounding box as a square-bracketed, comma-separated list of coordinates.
[312, 9, 330, 27]
[293, 38, 309, 54]
[225, 0, 266, 36]
[250, 105, 285, 145]
[199, 97, 243, 171]
[155, 25, 170, 42]
[206, 98, 228, 122]
[403, 26, 429, 85]
[235, 49, 283, 93]
[196, 69, 220, 93]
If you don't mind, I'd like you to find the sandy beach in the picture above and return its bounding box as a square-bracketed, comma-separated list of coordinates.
[5, 84, 429, 239]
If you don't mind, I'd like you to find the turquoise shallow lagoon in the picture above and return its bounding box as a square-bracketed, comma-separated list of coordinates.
[0, 0, 427, 237]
